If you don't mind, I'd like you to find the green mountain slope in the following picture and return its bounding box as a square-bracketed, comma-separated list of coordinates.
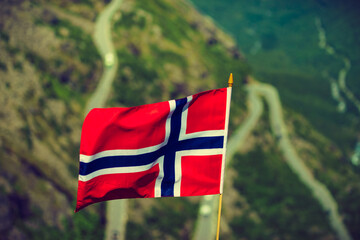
[191, 0, 360, 151]
[190, 0, 360, 239]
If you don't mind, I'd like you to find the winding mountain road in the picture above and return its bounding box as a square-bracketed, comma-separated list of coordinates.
[84, 0, 126, 240]
[85, 0, 121, 115]
[253, 83, 351, 240]
[194, 82, 351, 240]
[315, 17, 360, 114]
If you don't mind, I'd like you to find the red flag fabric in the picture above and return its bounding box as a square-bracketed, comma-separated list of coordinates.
[75, 87, 231, 212]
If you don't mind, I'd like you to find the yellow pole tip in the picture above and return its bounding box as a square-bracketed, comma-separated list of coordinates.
[228, 73, 233, 87]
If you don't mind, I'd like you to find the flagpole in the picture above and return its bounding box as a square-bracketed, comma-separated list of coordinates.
[215, 193, 223, 240]
[228, 73, 233, 87]
[216, 73, 233, 240]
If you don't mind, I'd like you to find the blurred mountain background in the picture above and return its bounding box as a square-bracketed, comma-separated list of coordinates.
[0, 0, 359, 239]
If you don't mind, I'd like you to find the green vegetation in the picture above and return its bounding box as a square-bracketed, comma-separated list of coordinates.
[126, 198, 198, 239]
[198, 42, 251, 88]
[0, 61, 7, 71]
[319, 1, 360, 96]
[230, 146, 334, 239]
[21, 209, 104, 240]
[136, 0, 191, 46]
[41, 73, 84, 105]
[4, 185, 103, 240]
[25, 51, 47, 72]
[64, 210, 104, 240]
[49, 19, 99, 66]
[23, 47, 91, 107]
[191, 0, 359, 151]
[77, 0, 96, 7]
[289, 111, 360, 240]
[35, 16, 101, 67]
[258, 70, 356, 151]
[13, 61, 23, 71]
[18, 110, 33, 149]
[150, 45, 188, 70]
[113, 49, 161, 106]
[114, 11, 146, 29]
[126, 221, 149, 239]
[0, 30, 9, 42]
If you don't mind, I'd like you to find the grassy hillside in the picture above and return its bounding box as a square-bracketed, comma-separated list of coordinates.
[0, 0, 106, 239]
[109, 0, 250, 125]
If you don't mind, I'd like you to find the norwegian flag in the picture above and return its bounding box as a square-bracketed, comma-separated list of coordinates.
[75, 87, 231, 212]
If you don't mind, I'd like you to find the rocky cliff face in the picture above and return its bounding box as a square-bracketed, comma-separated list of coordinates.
[0, 0, 249, 239]
[0, 0, 104, 238]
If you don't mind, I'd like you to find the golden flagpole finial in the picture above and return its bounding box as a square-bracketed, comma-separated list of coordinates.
[228, 73, 233, 87]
